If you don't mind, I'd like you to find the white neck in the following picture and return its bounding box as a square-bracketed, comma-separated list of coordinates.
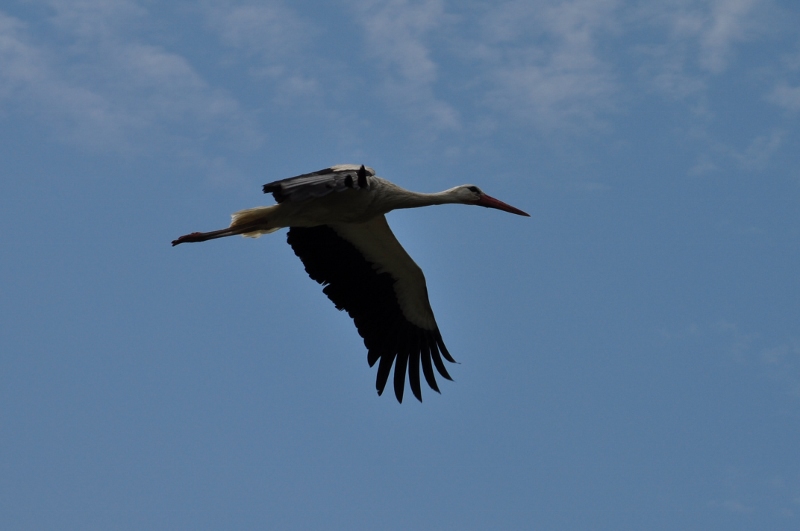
[378, 180, 462, 211]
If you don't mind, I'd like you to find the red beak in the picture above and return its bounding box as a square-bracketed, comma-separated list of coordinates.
[475, 194, 530, 216]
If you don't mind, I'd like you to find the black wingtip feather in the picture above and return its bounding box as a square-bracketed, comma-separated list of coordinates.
[419, 339, 440, 393]
[393, 349, 409, 403]
[430, 341, 453, 382]
[367, 348, 380, 367]
[375, 351, 396, 396]
[408, 341, 422, 402]
[436, 330, 456, 363]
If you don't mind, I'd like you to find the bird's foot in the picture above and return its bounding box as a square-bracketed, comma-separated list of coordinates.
[171, 232, 206, 246]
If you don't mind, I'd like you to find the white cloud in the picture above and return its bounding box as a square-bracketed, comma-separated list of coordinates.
[352, 0, 460, 130]
[358, 0, 442, 84]
[0, 13, 46, 100]
[708, 499, 755, 514]
[688, 128, 787, 176]
[635, 0, 762, 103]
[732, 130, 785, 170]
[768, 83, 800, 112]
[203, 1, 332, 107]
[471, 0, 619, 131]
[765, 48, 800, 113]
[761, 341, 800, 398]
[45, 0, 147, 41]
[767, 49, 800, 112]
[0, 10, 130, 147]
[688, 156, 718, 176]
[208, 2, 305, 54]
[635, 44, 707, 100]
[698, 0, 758, 74]
[3, 0, 794, 170]
[0, 4, 258, 155]
[658, 321, 800, 399]
[627, 1, 790, 177]
[713, 321, 800, 398]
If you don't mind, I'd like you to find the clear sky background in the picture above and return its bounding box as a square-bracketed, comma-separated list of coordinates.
[2, 1, 799, 529]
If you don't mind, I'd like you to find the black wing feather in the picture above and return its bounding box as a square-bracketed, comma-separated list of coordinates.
[419, 340, 439, 393]
[429, 340, 452, 382]
[376, 348, 396, 397]
[286, 225, 454, 402]
[436, 330, 456, 363]
[408, 335, 422, 402]
[393, 343, 409, 403]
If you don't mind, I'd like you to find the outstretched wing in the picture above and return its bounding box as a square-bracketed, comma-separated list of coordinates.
[263, 164, 375, 203]
[286, 216, 456, 403]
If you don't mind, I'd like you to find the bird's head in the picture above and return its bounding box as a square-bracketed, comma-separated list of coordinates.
[453, 185, 530, 216]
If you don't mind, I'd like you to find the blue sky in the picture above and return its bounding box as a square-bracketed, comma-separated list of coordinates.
[2, 0, 799, 529]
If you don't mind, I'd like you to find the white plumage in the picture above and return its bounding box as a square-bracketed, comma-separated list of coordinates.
[173, 164, 529, 402]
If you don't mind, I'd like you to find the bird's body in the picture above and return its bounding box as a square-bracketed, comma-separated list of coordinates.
[173, 164, 529, 402]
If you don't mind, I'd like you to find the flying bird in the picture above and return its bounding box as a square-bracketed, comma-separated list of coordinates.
[173, 164, 529, 402]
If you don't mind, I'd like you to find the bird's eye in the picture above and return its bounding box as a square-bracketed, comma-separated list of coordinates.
[468, 186, 479, 193]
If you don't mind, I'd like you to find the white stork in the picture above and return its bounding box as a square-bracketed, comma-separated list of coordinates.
[173, 164, 529, 402]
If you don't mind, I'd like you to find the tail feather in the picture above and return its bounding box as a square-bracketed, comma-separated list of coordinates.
[230, 205, 279, 238]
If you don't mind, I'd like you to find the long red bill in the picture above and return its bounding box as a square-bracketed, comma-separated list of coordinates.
[475, 194, 530, 216]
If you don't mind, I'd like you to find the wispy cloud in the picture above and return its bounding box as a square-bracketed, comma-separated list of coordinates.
[2, 0, 795, 174]
[0, 10, 132, 148]
[45, 0, 147, 41]
[697, 0, 758, 73]
[732, 130, 785, 170]
[768, 83, 800, 112]
[761, 341, 800, 398]
[0, 3, 258, 155]
[632, 0, 765, 114]
[627, 1, 790, 176]
[352, 0, 460, 130]
[708, 498, 755, 514]
[206, 2, 305, 54]
[676, 321, 800, 399]
[203, 1, 322, 102]
[0, 13, 47, 101]
[708, 500, 753, 514]
[470, 0, 619, 131]
[767, 50, 800, 112]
